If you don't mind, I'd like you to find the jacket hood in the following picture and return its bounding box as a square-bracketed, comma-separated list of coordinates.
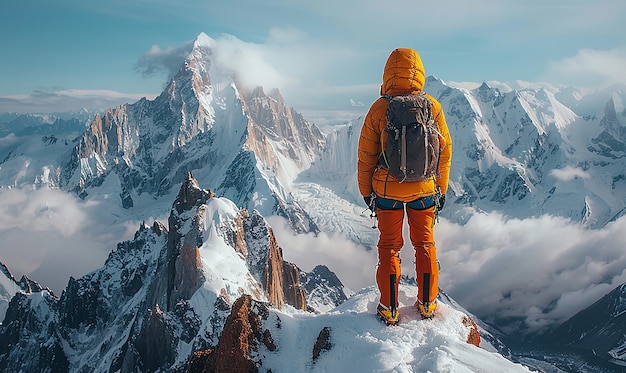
[381, 48, 425, 96]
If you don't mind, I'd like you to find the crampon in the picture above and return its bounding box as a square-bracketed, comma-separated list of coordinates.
[417, 300, 437, 320]
[377, 303, 400, 326]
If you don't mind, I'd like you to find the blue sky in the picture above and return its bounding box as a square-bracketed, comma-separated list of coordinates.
[1, 0, 625, 115]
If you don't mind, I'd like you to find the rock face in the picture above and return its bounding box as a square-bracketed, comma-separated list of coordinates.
[221, 207, 308, 310]
[0, 174, 313, 372]
[0, 261, 49, 323]
[301, 264, 351, 313]
[166, 173, 214, 310]
[188, 295, 272, 373]
[0, 291, 68, 373]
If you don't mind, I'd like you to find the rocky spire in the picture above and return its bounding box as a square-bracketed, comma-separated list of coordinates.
[166, 172, 215, 310]
[172, 172, 215, 214]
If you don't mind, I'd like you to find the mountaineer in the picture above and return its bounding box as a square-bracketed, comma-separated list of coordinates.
[357, 48, 452, 324]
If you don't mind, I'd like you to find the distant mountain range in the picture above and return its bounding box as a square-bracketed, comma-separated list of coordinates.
[1, 32, 626, 371]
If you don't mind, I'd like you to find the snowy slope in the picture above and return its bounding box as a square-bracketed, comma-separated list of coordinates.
[260, 284, 532, 373]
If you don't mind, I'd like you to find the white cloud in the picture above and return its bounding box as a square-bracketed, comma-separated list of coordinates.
[0, 188, 86, 237]
[0, 89, 157, 114]
[550, 166, 590, 181]
[133, 31, 372, 112]
[436, 211, 626, 333]
[0, 187, 140, 293]
[134, 41, 195, 79]
[543, 48, 626, 88]
[267, 27, 308, 45]
[209, 34, 293, 94]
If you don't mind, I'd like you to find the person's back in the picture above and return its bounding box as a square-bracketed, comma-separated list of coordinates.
[357, 48, 452, 324]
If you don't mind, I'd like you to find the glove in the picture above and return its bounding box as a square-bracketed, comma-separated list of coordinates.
[363, 195, 375, 212]
[435, 193, 446, 211]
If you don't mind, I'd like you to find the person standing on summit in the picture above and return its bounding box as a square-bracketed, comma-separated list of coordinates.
[357, 48, 452, 325]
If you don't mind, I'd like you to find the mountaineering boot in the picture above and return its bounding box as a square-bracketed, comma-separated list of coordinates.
[377, 303, 400, 326]
[417, 300, 437, 320]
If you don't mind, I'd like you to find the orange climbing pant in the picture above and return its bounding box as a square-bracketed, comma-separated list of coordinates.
[376, 205, 438, 308]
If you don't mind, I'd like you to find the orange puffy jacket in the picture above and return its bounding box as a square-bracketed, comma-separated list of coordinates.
[358, 48, 452, 202]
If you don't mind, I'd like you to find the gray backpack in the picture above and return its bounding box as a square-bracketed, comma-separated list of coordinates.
[381, 93, 441, 183]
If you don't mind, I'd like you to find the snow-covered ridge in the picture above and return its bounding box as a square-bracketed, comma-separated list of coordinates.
[312, 76, 626, 234]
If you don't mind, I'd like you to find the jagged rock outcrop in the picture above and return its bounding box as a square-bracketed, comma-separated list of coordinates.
[166, 172, 214, 310]
[462, 316, 481, 347]
[589, 97, 626, 158]
[282, 261, 306, 310]
[0, 291, 68, 372]
[188, 294, 273, 373]
[220, 205, 308, 311]
[134, 305, 176, 372]
[242, 210, 307, 310]
[242, 86, 323, 171]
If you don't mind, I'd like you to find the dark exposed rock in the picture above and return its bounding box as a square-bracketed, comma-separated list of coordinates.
[59, 276, 104, 329]
[262, 329, 277, 352]
[300, 265, 348, 312]
[227, 208, 307, 310]
[135, 305, 176, 372]
[282, 261, 306, 310]
[312, 326, 332, 363]
[0, 292, 69, 373]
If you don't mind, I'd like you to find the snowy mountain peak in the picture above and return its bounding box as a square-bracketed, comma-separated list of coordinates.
[193, 32, 215, 50]
[38, 37, 326, 234]
[0, 176, 329, 371]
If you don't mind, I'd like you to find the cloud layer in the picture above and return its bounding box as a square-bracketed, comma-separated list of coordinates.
[0, 89, 157, 114]
[436, 212, 626, 332]
[544, 47, 626, 88]
[0, 187, 140, 293]
[271, 210, 626, 333]
[2, 186, 624, 333]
